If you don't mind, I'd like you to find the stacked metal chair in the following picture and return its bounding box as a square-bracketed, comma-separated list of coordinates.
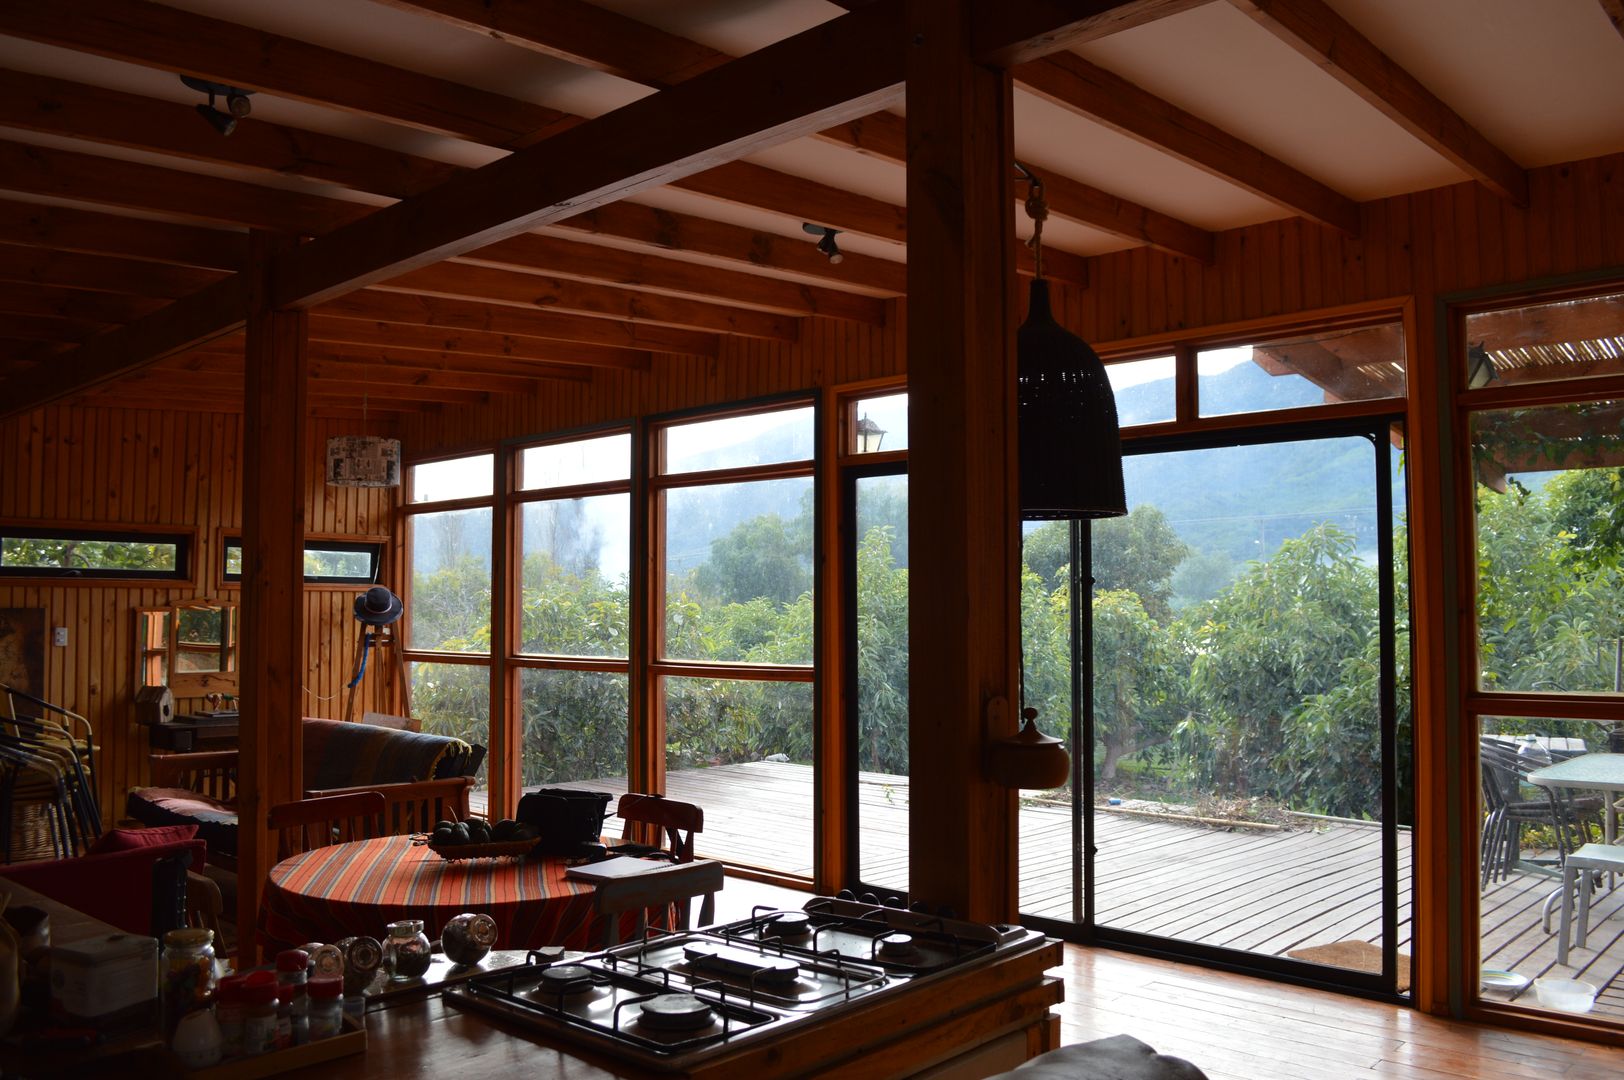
[0, 683, 101, 860]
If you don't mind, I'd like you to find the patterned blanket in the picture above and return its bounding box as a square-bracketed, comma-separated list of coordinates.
[302, 717, 471, 791]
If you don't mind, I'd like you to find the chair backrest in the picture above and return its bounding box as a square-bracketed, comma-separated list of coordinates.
[593, 859, 725, 946]
[268, 791, 388, 860]
[185, 869, 226, 954]
[617, 793, 702, 863]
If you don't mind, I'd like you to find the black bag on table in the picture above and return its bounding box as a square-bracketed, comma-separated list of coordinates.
[516, 788, 615, 855]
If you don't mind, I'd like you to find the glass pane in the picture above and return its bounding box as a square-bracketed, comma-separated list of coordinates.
[519, 669, 627, 789]
[409, 661, 489, 791]
[664, 676, 813, 876]
[176, 607, 223, 646]
[520, 432, 631, 490]
[1464, 291, 1624, 390]
[410, 454, 493, 503]
[663, 477, 814, 664]
[1199, 322, 1405, 417]
[1, 534, 179, 573]
[303, 545, 376, 580]
[1473, 403, 1624, 694]
[1476, 714, 1623, 1024]
[1090, 436, 1399, 972]
[408, 508, 492, 653]
[175, 648, 222, 674]
[854, 474, 909, 894]
[1106, 355, 1176, 427]
[1018, 519, 1076, 922]
[851, 393, 907, 454]
[518, 496, 630, 657]
[224, 542, 242, 578]
[662, 406, 814, 474]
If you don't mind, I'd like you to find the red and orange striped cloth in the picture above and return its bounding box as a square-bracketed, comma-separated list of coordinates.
[259, 835, 646, 954]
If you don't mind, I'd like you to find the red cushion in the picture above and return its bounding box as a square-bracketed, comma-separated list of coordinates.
[88, 823, 199, 855]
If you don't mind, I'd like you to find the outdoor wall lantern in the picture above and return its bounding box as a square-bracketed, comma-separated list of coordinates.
[855, 414, 887, 454]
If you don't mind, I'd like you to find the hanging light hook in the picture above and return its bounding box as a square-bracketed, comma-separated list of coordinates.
[1014, 161, 1048, 280]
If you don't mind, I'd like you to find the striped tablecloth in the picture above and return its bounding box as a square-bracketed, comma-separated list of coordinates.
[259, 835, 642, 954]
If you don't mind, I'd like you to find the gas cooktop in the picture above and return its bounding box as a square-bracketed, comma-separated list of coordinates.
[444, 896, 1045, 1074]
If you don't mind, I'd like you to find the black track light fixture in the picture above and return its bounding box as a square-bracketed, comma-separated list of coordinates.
[802, 222, 844, 264]
[180, 75, 255, 137]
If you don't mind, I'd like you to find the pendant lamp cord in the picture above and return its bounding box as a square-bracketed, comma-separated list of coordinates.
[1014, 161, 1048, 281]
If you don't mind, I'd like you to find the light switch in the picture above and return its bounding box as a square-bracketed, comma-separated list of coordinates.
[52, 627, 68, 647]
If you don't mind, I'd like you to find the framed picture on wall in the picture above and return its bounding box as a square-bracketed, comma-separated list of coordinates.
[0, 607, 46, 717]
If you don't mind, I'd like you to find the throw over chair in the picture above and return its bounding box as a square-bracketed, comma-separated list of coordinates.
[613, 793, 715, 927]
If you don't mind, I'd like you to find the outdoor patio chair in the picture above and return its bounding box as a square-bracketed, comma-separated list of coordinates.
[1478, 739, 1600, 878]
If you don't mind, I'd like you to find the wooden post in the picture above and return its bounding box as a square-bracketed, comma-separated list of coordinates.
[237, 230, 308, 964]
[904, 0, 1021, 922]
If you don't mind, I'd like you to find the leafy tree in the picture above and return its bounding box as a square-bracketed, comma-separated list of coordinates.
[1092, 506, 1189, 622]
[696, 513, 811, 606]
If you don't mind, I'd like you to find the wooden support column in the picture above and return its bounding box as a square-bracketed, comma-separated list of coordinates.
[237, 231, 309, 964]
[905, 0, 1021, 922]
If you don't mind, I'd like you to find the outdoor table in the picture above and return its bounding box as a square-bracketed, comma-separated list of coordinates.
[1528, 752, 1624, 848]
[258, 834, 648, 954]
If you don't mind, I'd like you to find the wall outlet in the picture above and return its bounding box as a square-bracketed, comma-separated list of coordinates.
[52, 627, 68, 647]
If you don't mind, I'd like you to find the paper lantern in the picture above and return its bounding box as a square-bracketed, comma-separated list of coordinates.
[326, 436, 402, 488]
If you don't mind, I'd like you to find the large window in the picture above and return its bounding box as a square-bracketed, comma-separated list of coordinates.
[652, 403, 816, 874]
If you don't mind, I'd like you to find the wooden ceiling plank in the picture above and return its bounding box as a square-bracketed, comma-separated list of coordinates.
[184, 352, 586, 390]
[554, 203, 907, 294]
[0, 313, 113, 343]
[0, 243, 226, 298]
[319, 290, 718, 357]
[0, 67, 458, 200]
[0, 283, 167, 324]
[1230, 0, 1529, 206]
[370, 0, 730, 88]
[305, 314, 654, 371]
[672, 160, 907, 245]
[1466, 295, 1624, 351]
[461, 234, 887, 322]
[973, 0, 1213, 67]
[1015, 51, 1360, 236]
[1037, 170, 1214, 262]
[269, 2, 909, 310]
[303, 341, 628, 380]
[0, 139, 369, 234]
[0, 199, 246, 271]
[0, 0, 575, 147]
[376, 264, 801, 341]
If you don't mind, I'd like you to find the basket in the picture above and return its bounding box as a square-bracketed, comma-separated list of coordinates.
[414, 836, 539, 861]
[516, 789, 614, 855]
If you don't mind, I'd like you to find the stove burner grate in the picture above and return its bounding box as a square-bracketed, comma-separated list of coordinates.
[635, 992, 716, 1032]
[535, 963, 601, 996]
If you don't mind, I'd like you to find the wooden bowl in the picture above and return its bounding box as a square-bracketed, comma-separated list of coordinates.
[412, 835, 540, 861]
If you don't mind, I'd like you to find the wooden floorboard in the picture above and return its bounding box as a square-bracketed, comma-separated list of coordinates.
[477, 762, 1624, 1026]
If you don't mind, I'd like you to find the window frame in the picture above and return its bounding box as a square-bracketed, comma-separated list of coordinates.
[0, 522, 194, 582]
[219, 535, 387, 587]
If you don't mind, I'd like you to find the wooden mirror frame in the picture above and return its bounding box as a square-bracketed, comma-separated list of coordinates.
[135, 599, 239, 697]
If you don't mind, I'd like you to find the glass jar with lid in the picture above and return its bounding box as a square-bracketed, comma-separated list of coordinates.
[384, 920, 432, 981]
[162, 927, 217, 1037]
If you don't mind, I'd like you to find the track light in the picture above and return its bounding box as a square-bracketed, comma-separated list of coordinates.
[802, 222, 844, 264]
[180, 75, 255, 137]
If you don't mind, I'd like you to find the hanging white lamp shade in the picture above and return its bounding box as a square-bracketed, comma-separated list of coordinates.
[326, 435, 402, 488]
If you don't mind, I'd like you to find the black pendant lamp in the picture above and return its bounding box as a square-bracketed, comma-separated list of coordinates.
[1015, 164, 1126, 521]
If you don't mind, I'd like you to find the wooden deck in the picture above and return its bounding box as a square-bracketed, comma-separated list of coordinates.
[478, 761, 1624, 1024]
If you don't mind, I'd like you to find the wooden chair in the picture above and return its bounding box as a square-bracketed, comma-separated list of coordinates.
[593, 860, 725, 946]
[185, 869, 228, 956]
[268, 791, 387, 860]
[614, 794, 713, 926]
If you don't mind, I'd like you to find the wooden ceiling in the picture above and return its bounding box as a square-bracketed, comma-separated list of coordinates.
[1, 0, 1622, 419]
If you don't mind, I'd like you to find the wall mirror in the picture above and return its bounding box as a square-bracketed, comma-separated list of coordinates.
[136, 600, 238, 696]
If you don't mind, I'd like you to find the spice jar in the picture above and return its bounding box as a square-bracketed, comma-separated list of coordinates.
[384, 920, 432, 981]
[306, 977, 344, 1040]
[240, 971, 280, 1056]
[440, 913, 497, 967]
[215, 974, 246, 1059]
[162, 928, 217, 1037]
[336, 935, 382, 995]
[300, 942, 345, 980]
[275, 949, 309, 1047]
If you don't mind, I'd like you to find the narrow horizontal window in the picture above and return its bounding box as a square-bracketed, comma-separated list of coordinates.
[223, 538, 385, 585]
[0, 527, 189, 580]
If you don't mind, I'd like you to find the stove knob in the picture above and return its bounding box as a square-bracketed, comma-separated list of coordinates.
[884, 895, 905, 909]
[836, 889, 856, 901]
[859, 892, 879, 906]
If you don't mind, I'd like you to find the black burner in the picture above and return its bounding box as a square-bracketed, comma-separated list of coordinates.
[761, 912, 812, 938]
[637, 993, 715, 1032]
[536, 964, 599, 996]
[877, 932, 919, 960]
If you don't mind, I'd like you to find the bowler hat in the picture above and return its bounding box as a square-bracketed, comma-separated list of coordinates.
[354, 585, 404, 627]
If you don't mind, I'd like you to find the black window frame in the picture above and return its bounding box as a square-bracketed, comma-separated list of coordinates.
[222, 537, 385, 585]
[0, 525, 192, 580]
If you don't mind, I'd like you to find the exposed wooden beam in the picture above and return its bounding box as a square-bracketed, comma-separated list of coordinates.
[0, 244, 226, 298]
[378, 264, 801, 341]
[0, 199, 246, 271]
[1465, 295, 1624, 351]
[302, 343, 618, 381]
[973, 0, 1213, 67]
[112, 366, 497, 404]
[1603, 0, 1624, 40]
[304, 315, 654, 371]
[1230, 0, 1529, 206]
[1014, 51, 1361, 236]
[0, 67, 459, 199]
[0, 0, 576, 147]
[1038, 170, 1213, 263]
[674, 160, 906, 245]
[462, 234, 885, 322]
[0, 139, 369, 234]
[0, 313, 111, 343]
[319, 291, 718, 357]
[0, 284, 167, 324]
[178, 351, 585, 391]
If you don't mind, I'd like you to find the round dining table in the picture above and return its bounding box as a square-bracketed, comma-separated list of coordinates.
[258, 835, 644, 954]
